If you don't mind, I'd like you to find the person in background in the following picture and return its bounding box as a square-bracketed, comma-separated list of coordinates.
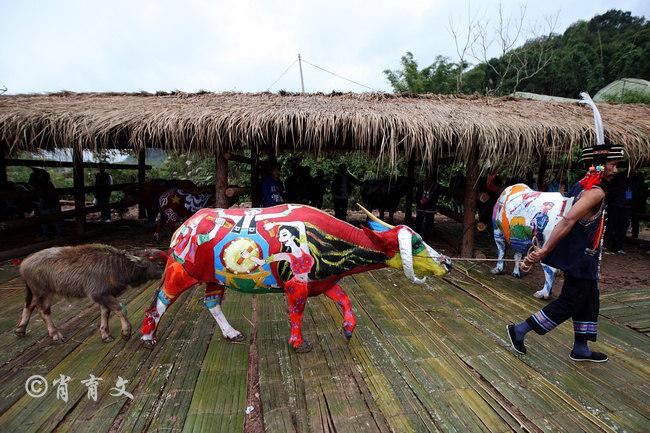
[311, 169, 327, 209]
[605, 171, 633, 254]
[415, 178, 439, 236]
[331, 164, 361, 221]
[629, 170, 647, 239]
[29, 168, 62, 238]
[284, 161, 301, 203]
[94, 164, 113, 222]
[262, 165, 285, 207]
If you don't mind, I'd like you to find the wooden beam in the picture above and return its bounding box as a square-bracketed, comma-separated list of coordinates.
[0, 182, 138, 200]
[461, 148, 479, 257]
[72, 147, 85, 234]
[138, 149, 146, 218]
[5, 158, 151, 170]
[0, 201, 122, 232]
[214, 151, 229, 208]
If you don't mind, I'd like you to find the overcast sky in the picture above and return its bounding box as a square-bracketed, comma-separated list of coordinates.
[1, 0, 647, 95]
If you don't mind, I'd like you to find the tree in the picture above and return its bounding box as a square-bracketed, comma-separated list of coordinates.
[383, 52, 458, 94]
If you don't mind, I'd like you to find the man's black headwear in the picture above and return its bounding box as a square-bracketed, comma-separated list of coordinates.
[578, 93, 626, 165]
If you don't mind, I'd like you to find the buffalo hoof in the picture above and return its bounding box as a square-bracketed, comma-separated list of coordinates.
[511, 272, 521, 279]
[343, 329, 353, 341]
[491, 268, 503, 275]
[14, 327, 26, 338]
[141, 339, 156, 349]
[224, 333, 246, 343]
[50, 331, 65, 344]
[121, 332, 132, 341]
[294, 340, 313, 353]
[102, 335, 115, 343]
[533, 290, 550, 300]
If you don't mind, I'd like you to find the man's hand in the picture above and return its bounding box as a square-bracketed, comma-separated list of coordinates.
[526, 247, 548, 264]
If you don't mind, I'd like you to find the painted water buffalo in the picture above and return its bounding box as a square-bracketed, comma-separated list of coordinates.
[492, 183, 573, 299]
[119, 179, 197, 226]
[361, 176, 411, 223]
[16, 244, 168, 342]
[154, 187, 215, 240]
[141, 204, 452, 352]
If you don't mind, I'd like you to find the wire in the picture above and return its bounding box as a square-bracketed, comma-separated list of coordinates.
[266, 59, 298, 91]
[299, 57, 380, 92]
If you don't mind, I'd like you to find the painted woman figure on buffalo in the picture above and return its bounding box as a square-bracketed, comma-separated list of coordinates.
[141, 204, 451, 352]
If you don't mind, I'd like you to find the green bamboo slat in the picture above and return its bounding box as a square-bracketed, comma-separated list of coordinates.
[298, 298, 391, 433]
[0, 282, 151, 414]
[55, 289, 211, 432]
[357, 270, 622, 433]
[257, 293, 309, 433]
[181, 291, 252, 433]
[374, 268, 644, 430]
[345, 273, 513, 433]
[0, 282, 174, 433]
[0, 283, 150, 365]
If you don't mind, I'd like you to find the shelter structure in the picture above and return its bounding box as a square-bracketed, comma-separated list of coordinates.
[2, 91, 650, 256]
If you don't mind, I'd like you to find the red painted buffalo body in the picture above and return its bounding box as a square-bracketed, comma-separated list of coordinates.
[141, 204, 451, 352]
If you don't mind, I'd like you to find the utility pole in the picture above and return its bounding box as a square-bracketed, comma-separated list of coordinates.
[298, 54, 305, 93]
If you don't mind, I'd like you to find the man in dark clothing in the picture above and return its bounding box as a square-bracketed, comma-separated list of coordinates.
[94, 165, 113, 222]
[331, 164, 361, 221]
[506, 143, 624, 363]
[29, 168, 62, 238]
[629, 170, 646, 239]
[311, 169, 327, 209]
[415, 179, 439, 236]
[605, 172, 633, 253]
[262, 165, 285, 207]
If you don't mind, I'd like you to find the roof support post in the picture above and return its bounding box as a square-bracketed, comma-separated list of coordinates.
[461, 147, 479, 258]
[0, 140, 7, 188]
[215, 150, 229, 208]
[404, 152, 416, 223]
[137, 148, 146, 219]
[72, 146, 85, 235]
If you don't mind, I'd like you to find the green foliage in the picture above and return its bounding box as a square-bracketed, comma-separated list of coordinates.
[384, 52, 459, 94]
[386, 10, 650, 99]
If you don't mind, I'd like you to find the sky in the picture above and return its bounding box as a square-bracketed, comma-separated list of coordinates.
[1, 0, 648, 95]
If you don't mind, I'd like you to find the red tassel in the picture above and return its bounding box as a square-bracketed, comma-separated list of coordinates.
[578, 166, 603, 190]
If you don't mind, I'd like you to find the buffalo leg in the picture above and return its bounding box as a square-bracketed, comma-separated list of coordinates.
[39, 294, 63, 342]
[324, 284, 356, 340]
[285, 279, 311, 352]
[99, 305, 113, 342]
[512, 251, 523, 278]
[534, 264, 557, 299]
[491, 234, 506, 275]
[203, 283, 245, 342]
[141, 260, 198, 346]
[15, 286, 37, 337]
[95, 293, 131, 340]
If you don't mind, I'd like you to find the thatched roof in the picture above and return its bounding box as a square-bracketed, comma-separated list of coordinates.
[1, 91, 649, 167]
